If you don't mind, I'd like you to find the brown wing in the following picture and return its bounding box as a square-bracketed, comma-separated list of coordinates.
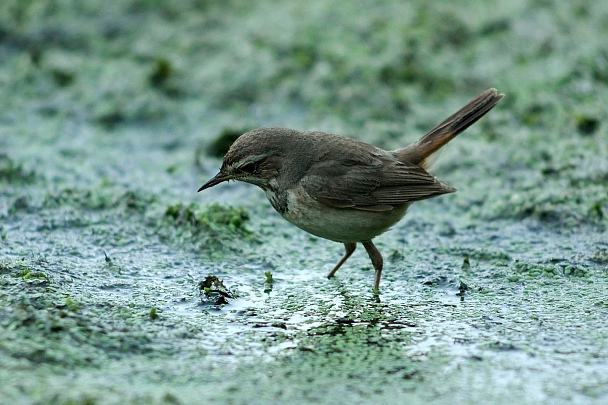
[300, 140, 455, 212]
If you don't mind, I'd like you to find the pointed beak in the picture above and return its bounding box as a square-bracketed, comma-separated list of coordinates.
[197, 172, 231, 192]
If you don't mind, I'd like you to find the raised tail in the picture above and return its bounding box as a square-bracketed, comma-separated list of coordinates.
[394, 88, 504, 170]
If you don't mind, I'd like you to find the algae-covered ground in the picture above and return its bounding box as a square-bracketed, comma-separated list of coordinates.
[1, 1, 607, 404]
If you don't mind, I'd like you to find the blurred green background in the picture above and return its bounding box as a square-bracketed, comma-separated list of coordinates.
[1, 1, 607, 404]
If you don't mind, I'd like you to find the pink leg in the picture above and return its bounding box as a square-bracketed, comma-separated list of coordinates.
[327, 242, 357, 278]
[362, 240, 383, 291]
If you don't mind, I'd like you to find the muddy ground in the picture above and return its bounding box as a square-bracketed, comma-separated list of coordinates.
[1, 1, 607, 404]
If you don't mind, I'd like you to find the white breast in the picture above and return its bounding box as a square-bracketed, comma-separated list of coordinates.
[274, 185, 409, 243]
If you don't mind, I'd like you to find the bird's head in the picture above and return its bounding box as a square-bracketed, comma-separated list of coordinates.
[198, 127, 310, 193]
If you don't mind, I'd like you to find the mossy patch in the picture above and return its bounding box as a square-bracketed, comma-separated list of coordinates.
[42, 188, 154, 213]
[158, 202, 253, 254]
[0, 154, 36, 184]
[206, 128, 251, 158]
[0, 259, 154, 367]
[511, 261, 590, 279]
[163, 202, 249, 232]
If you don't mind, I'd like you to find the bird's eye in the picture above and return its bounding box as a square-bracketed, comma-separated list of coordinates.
[240, 162, 257, 174]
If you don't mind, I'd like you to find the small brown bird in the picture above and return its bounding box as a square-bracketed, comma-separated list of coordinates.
[199, 88, 503, 291]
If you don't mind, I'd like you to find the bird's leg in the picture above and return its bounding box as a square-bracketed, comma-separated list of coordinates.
[362, 240, 384, 291]
[327, 242, 357, 279]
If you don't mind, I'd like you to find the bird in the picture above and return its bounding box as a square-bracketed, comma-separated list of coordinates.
[198, 88, 504, 291]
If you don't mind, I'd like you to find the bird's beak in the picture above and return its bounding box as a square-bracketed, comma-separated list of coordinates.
[197, 172, 231, 192]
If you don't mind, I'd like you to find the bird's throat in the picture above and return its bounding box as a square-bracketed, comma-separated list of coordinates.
[264, 189, 289, 214]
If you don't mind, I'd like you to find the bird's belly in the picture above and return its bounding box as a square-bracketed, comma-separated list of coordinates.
[270, 187, 409, 243]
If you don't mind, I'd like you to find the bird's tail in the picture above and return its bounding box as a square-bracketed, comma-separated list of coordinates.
[394, 88, 504, 170]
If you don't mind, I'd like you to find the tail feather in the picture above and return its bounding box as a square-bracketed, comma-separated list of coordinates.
[394, 88, 504, 169]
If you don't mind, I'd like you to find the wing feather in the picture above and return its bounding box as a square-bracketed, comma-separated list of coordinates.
[301, 141, 455, 211]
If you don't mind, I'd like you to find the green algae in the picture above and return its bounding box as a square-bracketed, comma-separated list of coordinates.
[0, 154, 36, 184]
[164, 202, 249, 233]
[159, 202, 254, 255]
[0, 259, 155, 368]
